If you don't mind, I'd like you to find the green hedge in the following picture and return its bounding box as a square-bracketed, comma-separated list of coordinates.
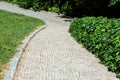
[2, 0, 120, 17]
[69, 17, 120, 78]
[3, 0, 60, 12]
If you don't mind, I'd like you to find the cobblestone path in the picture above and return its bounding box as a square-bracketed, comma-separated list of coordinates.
[0, 1, 119, 80]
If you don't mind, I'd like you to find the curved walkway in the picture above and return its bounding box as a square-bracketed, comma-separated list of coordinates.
[0, 1, 119, 80]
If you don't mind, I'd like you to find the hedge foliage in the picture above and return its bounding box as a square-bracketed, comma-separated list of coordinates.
[2, 0, 120, 18]
[69, 17, 120, 77]
[1, 0, 60, 12]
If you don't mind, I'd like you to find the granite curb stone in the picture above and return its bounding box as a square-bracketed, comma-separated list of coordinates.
[4, 25, 47, 80]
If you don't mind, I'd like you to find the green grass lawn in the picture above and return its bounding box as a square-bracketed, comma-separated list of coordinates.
[0, 10, 45, 79]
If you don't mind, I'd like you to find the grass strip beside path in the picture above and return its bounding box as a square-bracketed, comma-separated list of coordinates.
[0, 10, 45, 79]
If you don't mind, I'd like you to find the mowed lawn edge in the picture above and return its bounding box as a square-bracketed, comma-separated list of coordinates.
[0, 10, 45, 79]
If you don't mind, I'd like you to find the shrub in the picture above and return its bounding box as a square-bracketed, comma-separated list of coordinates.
[6, 0, 59, 12]
[69, 17, 120, 78]
[3, 0, 120, 17]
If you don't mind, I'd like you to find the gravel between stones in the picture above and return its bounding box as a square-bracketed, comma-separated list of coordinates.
[0, 1, 119, 80]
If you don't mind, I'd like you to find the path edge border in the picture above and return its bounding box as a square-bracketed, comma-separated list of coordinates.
[4, 24, 47, 80]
